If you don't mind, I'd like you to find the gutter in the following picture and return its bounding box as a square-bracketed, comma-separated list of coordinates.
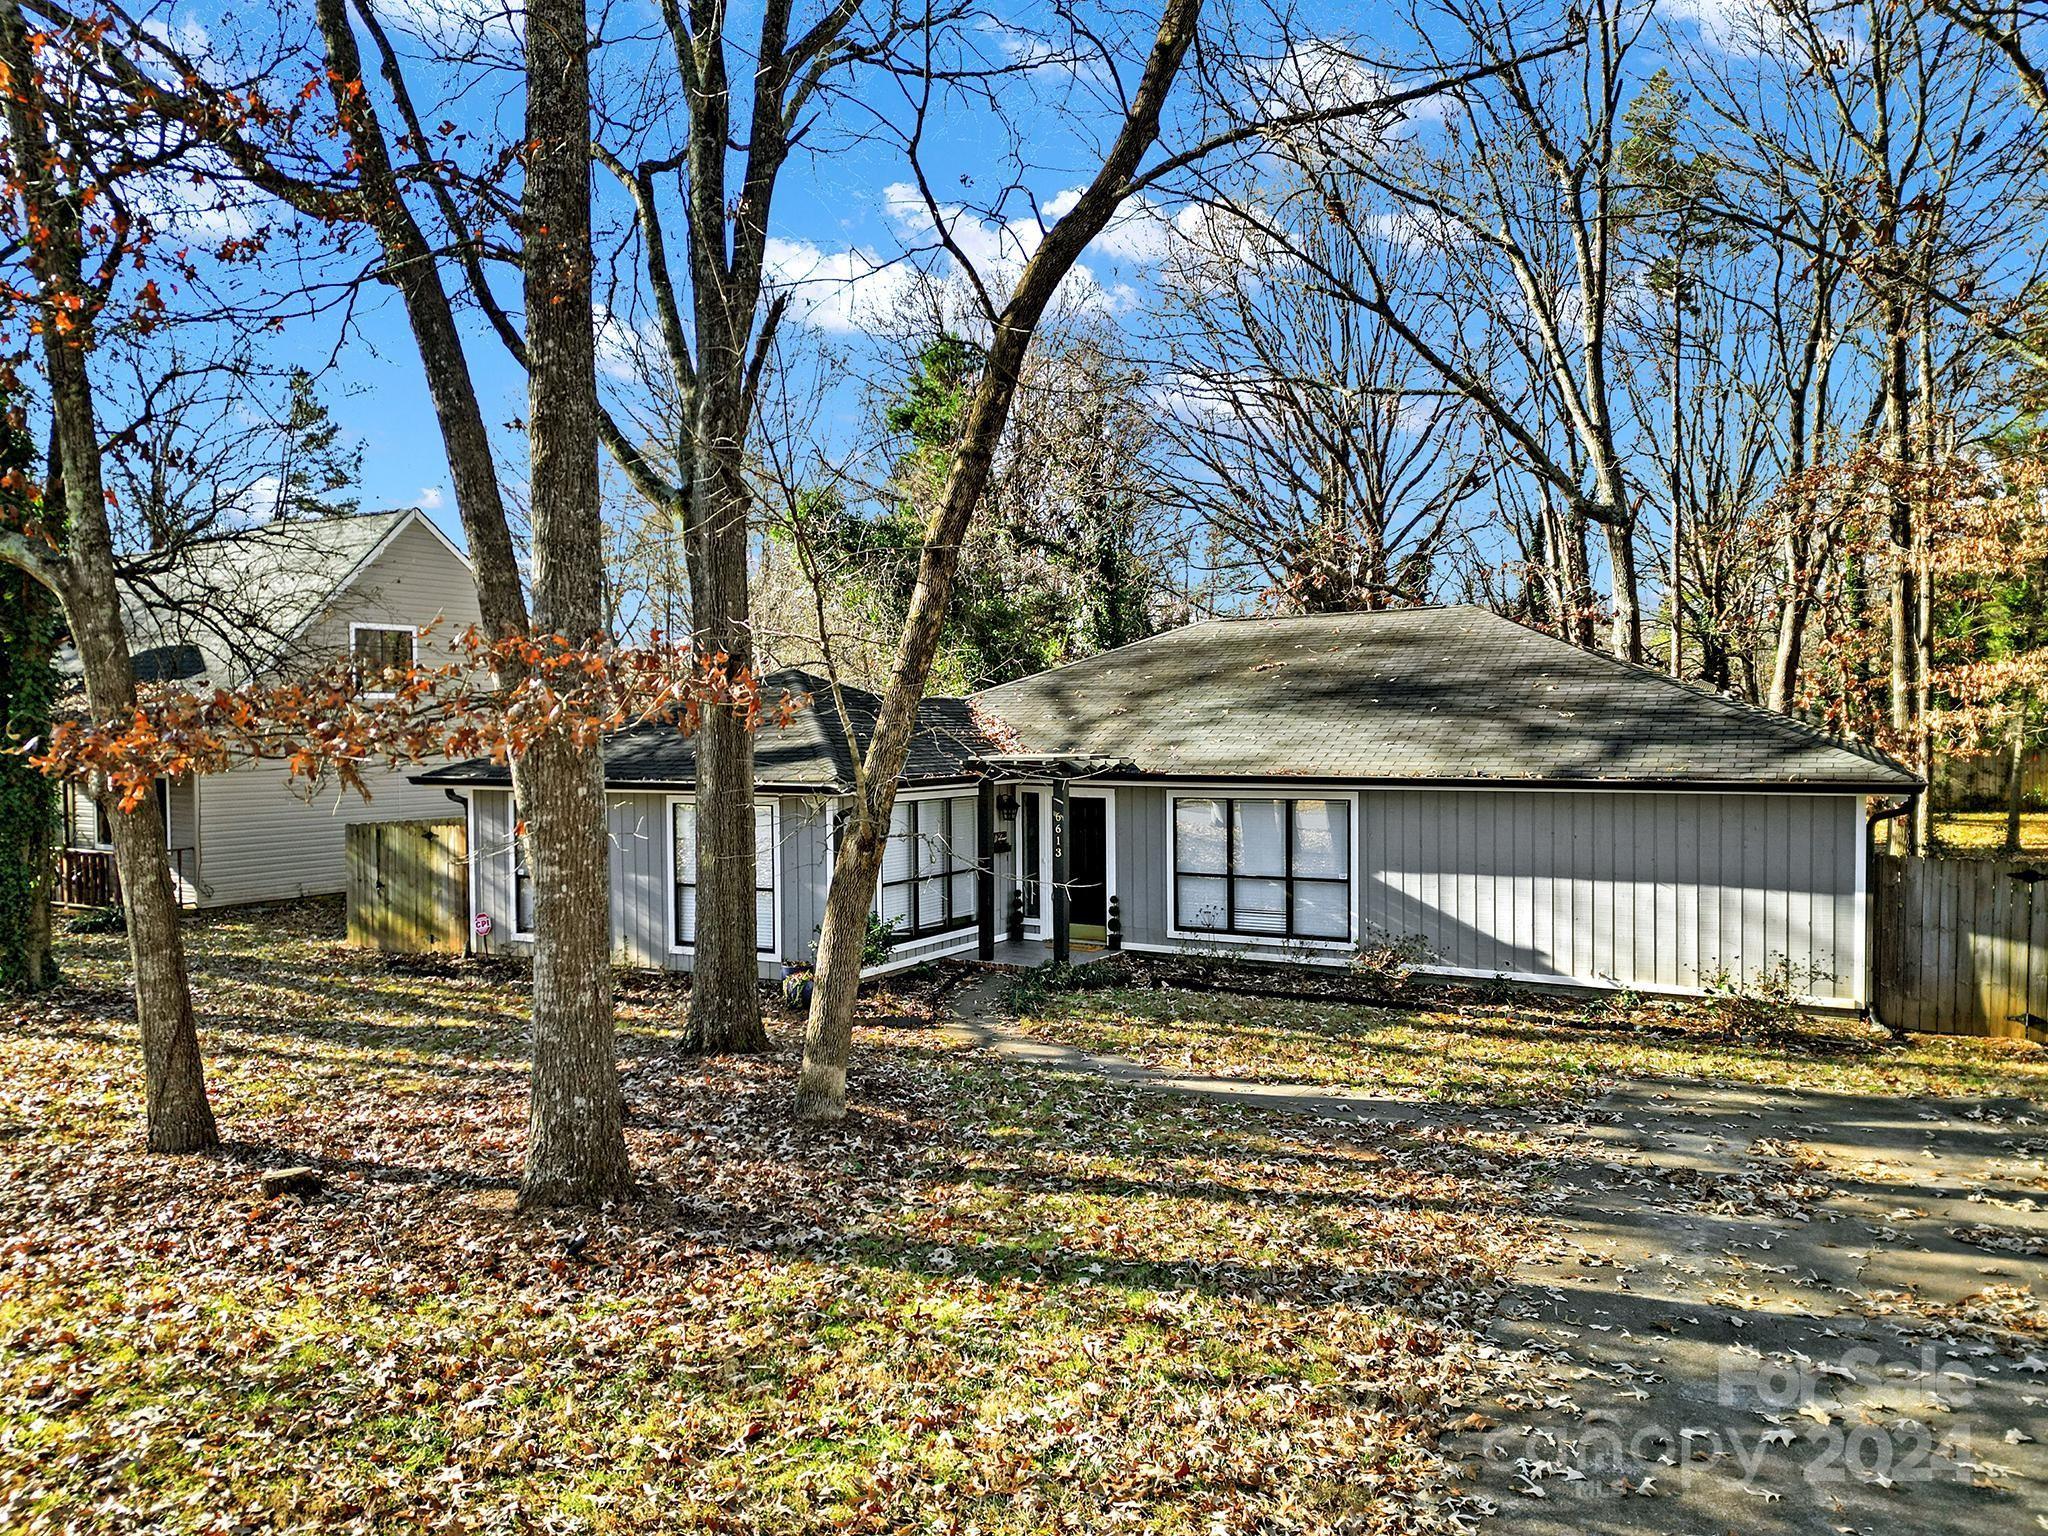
[443, 786, 476, 956]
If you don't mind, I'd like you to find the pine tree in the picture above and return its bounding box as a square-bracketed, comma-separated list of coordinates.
[273, 368, 362, 521]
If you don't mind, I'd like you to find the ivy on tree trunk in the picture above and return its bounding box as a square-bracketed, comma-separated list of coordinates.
[0, 397, 57, 992]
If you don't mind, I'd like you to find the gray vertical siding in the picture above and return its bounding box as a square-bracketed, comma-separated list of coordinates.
[464, 780, 1865, 1007]
[779, 796, 835, 964]
[467, 787, 836, 979]
[1116, 785, 1170, 943]
[1108, 785, 1865, 1006]
[1355, 788, 1860, 1001]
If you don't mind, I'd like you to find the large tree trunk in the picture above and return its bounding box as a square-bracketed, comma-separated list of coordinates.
[108, 789, 214, 1151]
[58, 454, 216, 1155]
[683, 444, 767, 1052]
[512, 738, 624, 1205]
[1769, 528, 1815, 713]
[1599, 513, 1643, 661]
[1667, 296, 1683, 679]
[0, 0, 215, 1147]
[1909, 302, 1938, 855]
[1882, 313, 1919, 743]
[515, 0, 629, 1207]
[796, 0, 1202, 1122]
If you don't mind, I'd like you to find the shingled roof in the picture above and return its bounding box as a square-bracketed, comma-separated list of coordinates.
[971, 606, 1919, 791]
[56, 508, 464, 691]
[416, 669, 994, 792]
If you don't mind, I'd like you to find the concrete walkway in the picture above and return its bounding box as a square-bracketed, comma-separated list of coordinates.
[942, 975, 2048, 1533]
[942, 973, 1445, 1127]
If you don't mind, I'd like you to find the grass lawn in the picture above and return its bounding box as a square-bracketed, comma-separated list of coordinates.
[1011, 977, 2048, 1109]
[0, 903, 1553, 1536]
[1932, 808, 2048, 855]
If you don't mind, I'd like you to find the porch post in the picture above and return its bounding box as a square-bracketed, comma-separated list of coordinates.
[976, 778, 996, 961]
[1051, 778, 1071, 966]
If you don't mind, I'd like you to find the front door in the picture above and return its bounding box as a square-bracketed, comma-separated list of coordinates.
[1069, 796, 1108, 943]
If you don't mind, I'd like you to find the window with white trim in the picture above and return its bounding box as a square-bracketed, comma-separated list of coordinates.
[672, 802, 775, 952]
[67, 781, 169, 850]
[511, 831, 535, 936]
[876, 795, 978, 940]
[350, 624, 416, 694]
[1173, 796, 1351, 941]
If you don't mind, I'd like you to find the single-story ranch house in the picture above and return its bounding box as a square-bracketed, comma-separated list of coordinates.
[419, 606, 1918, 1009]
[415, 610, 1916, 1011]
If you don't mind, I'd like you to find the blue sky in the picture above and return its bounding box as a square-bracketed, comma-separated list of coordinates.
[121, 0, 2046, 618]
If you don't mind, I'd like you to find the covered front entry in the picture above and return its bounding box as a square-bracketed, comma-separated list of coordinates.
[972, 755, 1130, 967]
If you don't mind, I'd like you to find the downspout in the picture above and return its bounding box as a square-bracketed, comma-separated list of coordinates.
[1865, 796, 1912, 1034]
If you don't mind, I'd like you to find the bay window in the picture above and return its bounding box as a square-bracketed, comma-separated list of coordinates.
[672, 801, 776, 952]
[876, 795, 978, 940]
[1173, 795, 1351, 942]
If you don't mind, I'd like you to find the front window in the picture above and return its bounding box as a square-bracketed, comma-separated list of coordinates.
[672, 801, 776, 952]
[1173, 796, 1351, 942]
[351, 624, 416, 693]
[877, 795, 978, 940]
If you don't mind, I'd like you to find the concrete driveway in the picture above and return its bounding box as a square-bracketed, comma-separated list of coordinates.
[945, 975, 2048, 1532]
[1463, 1081, 2048, 1534]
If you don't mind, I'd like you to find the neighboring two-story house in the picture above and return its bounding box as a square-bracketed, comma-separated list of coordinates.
[58, 508, 482, 909]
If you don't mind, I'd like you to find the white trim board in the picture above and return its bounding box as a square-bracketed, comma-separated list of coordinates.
[664, 794, 782, 963]
[1164, 789, 1359, 952]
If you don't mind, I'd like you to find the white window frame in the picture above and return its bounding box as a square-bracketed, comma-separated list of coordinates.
[348, 622, 418, 698]
[1009, 783, 1051, 939]
[856, 785, 985, 946]
[665, 795, 780, 961]
[1165, 787, 1359, 952]
[507, 808, 537, 940]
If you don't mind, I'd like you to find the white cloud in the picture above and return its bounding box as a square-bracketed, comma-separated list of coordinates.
[592, 302, 671, 384]
[767, 184, 1166, 336]
[228, 474, 283, 526]
[762, 237, 919, 335]
[1662, 0, 1857, 59]
[417, 485, 445, 510]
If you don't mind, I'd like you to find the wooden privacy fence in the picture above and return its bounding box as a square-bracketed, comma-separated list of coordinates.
[1872, 851, 2048, 1042]
[346, 818, 469, 955]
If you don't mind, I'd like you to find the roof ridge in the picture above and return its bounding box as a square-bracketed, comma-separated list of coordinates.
[970, 615, 1241, 699]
